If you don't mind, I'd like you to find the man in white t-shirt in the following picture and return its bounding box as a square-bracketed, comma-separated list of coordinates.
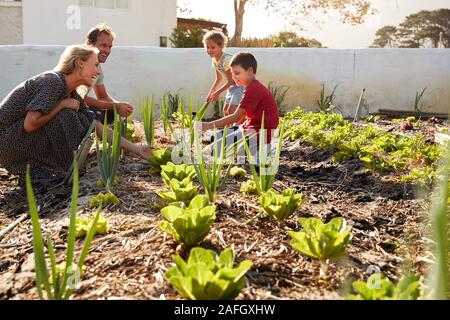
[84, 23, 133, 124]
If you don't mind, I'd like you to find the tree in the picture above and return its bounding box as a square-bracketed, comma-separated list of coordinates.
[230, 0, 374, 46]
[371, 26, 397, 48]
[372, 9, 450, 48]
[272, 31, 322, 47]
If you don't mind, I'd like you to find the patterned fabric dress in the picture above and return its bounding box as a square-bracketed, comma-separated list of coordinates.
[0, 71, 95, 178]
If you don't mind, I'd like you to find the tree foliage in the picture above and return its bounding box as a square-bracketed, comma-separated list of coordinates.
[372, 9, 449, 48]
[170, 26, 205, 48]
[272, 31, 322, 47]
[179, 1, 374, 46]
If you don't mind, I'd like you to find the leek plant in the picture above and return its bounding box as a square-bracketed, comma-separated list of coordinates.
[191, 127, 234, 203]
[139, 95, 155, 146]
[243, 114, 285, 195]
[173, 97, 210, 129]
[26, 158, 101, 300]
[161, 94, 173, 135]
[95, 111, 122, 193]
[426, 142, 449, 299]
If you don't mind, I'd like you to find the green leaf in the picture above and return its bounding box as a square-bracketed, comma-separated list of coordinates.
[166, 247, 252, 300]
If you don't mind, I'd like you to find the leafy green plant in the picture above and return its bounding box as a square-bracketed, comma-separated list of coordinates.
[240, 179, 258, 196]
[170, 26, 205, 48]
[148, 148, 173, 174]
[160, 162, 196, 186]
[26, 159, 100, 300]
[89, 192, 120, 209]
[191, 127, 234, 202]
[347, 274, 421, 300]
[230, 166, 247, 179]
[414, 87, 428, 114]
[158, 195, 215, 247]
[120, 116, 135, 141]
[173, 98, 209, 130]
[259, 188, 305, 223]
[139, 95, 155, 146]
[243, 115, 285, 195]
[426, 143, 449, 300]
[166, 247, 253, 300]
[268, 81, 290, 113]
[75, 213, 109, 238]
[95, 111, 122, 192]
[156, 178, 198, 204]
[160, 94, 174, 135]
[288, 217, 352, 278]
[401, 167, 436, 188]
[317, 83, 339, 113]
[362, 115, 381, 123]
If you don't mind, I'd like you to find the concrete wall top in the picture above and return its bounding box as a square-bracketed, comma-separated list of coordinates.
[21, 0, 176, 46]
[0, 46, 449, 118]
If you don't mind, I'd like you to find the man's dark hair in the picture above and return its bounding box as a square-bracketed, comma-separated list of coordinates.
[230, 52, 257, 73]
[86, 23, 116, 45]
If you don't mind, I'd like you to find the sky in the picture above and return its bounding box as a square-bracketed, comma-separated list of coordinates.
[177, 0, 450, 48]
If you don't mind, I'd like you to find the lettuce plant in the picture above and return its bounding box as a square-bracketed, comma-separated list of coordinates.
[160, 162, 196, 186]
[288, 217, 352, 278]
[230, 166, 247, 179]
[347, 274, 421, 300]
[166, 247, 253, 300]
[158, 195, 215, 247]
[75, 213, 109, 238]
[26, 159, 100, 300]
[240, 180, 257, 196]
[156, 178, 198, 204]
[259, 188, 305, 223]
[148, 148, 173, 174]
[89, 192, 120, 209]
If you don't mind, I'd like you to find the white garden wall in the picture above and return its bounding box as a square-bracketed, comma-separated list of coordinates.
[0, 46, 449, 118]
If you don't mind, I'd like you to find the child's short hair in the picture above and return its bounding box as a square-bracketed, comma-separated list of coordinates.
[86, 23, 116, 45]
[230, 52, 257, 73]
[202, 30, 228, 47]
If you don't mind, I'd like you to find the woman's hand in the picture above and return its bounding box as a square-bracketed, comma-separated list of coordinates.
[59, 98, 80, 111]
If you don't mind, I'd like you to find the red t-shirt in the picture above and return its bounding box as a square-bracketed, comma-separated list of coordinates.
[238, 80, 279, 142]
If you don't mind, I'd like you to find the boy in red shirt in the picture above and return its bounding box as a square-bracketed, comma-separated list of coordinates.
[200, 52, 279, 161]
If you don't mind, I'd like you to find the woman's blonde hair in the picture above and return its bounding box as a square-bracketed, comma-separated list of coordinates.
[54, 44, 99, 75]
[54, 45, 99, 97]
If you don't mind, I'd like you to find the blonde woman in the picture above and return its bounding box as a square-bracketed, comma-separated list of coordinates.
[0, 45, 152, 186]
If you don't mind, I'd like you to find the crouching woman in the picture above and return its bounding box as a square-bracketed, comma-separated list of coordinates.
[0, 45, 152, 183]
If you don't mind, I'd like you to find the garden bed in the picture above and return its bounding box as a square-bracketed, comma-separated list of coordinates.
[0, 115, 445, 300]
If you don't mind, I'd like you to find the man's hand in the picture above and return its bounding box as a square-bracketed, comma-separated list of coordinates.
[59, 98, 80, 111]
[116, 102, 133, 117]
[200, 122, 212, 131]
